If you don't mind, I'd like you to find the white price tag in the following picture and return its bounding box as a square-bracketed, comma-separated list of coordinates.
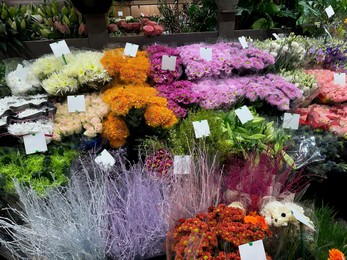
[334, 72, 346, 86]
[283, 113, 300, 130]
[161, 55, 177, 71]
[67, 95, 85, 113]
[239, 240, 266, 260]
[14, 64, 29, 82]
[49, 40, 71, 57]
[192, 120, 210, 138]
[95, 149, 116, 169]
[118, 11, 123, 17]
[200, 47, 212, 61]
[325, 5, 335, 18]
[238, 36, 249, 49]
[272, 33, 280, 40]
[235, 106, 254, 124]
[291, 207, 315, 231]
[173, 155, 192, 175]
[23, 132, 48, 155]
[124, 43, 139, 57]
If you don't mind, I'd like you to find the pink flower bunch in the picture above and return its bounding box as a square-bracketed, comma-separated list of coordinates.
[177, 42, 275, 80]
[141, 18, 164, 36]
[156, 81, 200, 118]
[305, 69, 347, 103]
[147, 45, 182, 84]
[53, 93, 109, 141]
[296, 104, 347, 138]
[194, 74, 302, 111]
[144, 148, 173, 176]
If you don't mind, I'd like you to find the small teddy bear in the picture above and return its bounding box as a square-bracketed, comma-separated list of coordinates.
[260, 200, 314, 229]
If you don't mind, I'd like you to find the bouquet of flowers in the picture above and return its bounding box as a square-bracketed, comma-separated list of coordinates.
[305, 69, 347, 103]
[178, 42, 274, 80]
[193, 74, 302, 111]
[171, 204, 272, 259]
[296, 104, 347, 138]
[100, 48, 150, 84]
[52, 93, 109, 141]
[156, 80, 200, 118]
[147, 45, 182, 84]
[102, 81, 177, 148]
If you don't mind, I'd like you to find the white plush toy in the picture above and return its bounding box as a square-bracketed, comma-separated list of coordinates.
[260, 200, 314, 229]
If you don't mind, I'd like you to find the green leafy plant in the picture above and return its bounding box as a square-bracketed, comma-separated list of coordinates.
[0, 145, 79, 195]
[0, 62, 11, 98]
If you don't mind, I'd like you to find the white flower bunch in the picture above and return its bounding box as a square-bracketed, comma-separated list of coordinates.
[8, 119, 54, 143]
[31, 54, 70, 81]
[6, 67, 41, 96]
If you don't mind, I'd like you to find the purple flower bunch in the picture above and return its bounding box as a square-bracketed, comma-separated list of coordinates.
[144, 148, 173, 176]
[193, 74, 302, 111]
[177, 42, 275, 80]
[147, 45, 182, 84]
[156, 80, 200, 118]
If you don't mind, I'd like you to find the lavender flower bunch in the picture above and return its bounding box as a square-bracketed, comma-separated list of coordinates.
[0, 169, 108, 260]
[177, 42, 274, 80]
[193, 74, 302, 111]
[147, 45, 182, 84]
[156, 80, 200, 118]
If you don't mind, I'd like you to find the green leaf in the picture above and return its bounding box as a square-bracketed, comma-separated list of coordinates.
[251, 18, 269, 29]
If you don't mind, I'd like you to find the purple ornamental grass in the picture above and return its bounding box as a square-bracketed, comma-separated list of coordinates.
[147, 45, 182, 84]
[106, 155, 170, 259]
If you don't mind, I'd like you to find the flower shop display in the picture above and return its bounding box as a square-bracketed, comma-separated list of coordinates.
[155, 81, 200, 118]
[305, 69, 347, 103]
[100, 48, 150, 84]
[147, 45, 182, 84]
[193, 74, 302, 111]
[52, 93, 109, 141]
[102, 81, 177, 148]
[177, 42, 275, 80]
[171, 204, 272, 259]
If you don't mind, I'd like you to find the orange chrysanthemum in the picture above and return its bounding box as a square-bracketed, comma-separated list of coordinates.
[244, 212, 268, 230]
[144, 104, 178, 128]
[101, 48, 150, 84]
[328, 249, 346, 260]
[102, 113, 129, 148]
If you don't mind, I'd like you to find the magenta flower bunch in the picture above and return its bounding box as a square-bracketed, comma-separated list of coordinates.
[156, 81, 200, 118]
[193, 74, 302, 111]
[177, 42, 275, 80]
[144, 148, 173, 176]
[147, 45, 182, 84]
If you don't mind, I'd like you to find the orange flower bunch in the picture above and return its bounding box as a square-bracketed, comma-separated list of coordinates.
[101, 48, 150, 84]
[102, 81, 178, 148]
[173, 204, 272, 260]
[328, 249, 346, 260]
[102, 113, 129, 148]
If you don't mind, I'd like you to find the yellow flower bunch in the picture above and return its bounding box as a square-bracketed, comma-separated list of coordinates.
[101, 48, 150, 84]
[102, 113, 129, 148]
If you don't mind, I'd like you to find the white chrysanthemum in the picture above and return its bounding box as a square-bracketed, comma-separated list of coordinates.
[42, 72, 79, 95]
[8, 119, 53, 136]
[31, 55, 66, 80]
[7, 69, 41, 96]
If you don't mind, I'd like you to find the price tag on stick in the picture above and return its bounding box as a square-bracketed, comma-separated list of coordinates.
[192, 120, 210, 138]
[95, 149, 116, 169]
[161, 55, 177, 71]
[200, 47, 212, 61]
[124, 43, 139, 57]
[334, 72, 346, 86]
[283, 113, 300, 130]
[49, 40, 71, 64]
[14, 64, 29, 82]
[173, 155, 192, 175]
[23, 132, 48, 155]
[239, 240, 267, 260]
[67, 95, 86, 113]
[325, 5, 335, 18]
[238, 36, 249, 49]
[118, 11, 123, 17]
[235, 106, 253, 124]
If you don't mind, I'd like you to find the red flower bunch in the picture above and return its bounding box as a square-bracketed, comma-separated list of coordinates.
[172, 204, 271, 260]
[141, 18, 164, 36]
[144, 148, 173, 176]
